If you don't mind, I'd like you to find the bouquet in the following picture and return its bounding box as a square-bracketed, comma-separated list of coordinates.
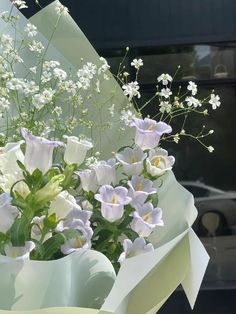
[0, 1, 220, 313]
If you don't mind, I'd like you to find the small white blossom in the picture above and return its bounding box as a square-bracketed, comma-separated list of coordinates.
[53, 68, 67, 81]
[157, 73, 172, 85]
[187, 81, 197, 96]
[159, 101, 172, 113]
[6, 78, 25, 91]
[160, 88, 172, 99]
[131, 58, 143, 69]
[24, 23, 37, 37]
[209, 94, 221, 110]
[12, 0, 28, 9]
[29, 66, 37, 74]
[29, 40, 44, 54]
[120, 109, 136, 126]
[122, 81, 141, 101]
[185, 96, 201, 108]
[208, 146, 214, 153]
[55, 4, 69, 16]
[0, 97, 10, 110]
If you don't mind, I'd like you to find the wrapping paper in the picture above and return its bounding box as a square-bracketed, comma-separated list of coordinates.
[0, 1, 209, 313]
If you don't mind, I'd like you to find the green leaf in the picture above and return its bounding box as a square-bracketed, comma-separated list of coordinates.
[41, 229, 81, 260]
[148, 193, 159, 207]
[10, 216, 31, 246]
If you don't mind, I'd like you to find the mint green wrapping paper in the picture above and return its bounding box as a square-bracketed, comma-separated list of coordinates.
[0, 1, 209, 313]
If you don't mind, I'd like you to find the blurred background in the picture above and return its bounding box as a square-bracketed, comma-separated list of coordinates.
[24, 1, 236, 313]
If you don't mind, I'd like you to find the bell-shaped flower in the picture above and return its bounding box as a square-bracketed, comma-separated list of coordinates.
[146, 148, 175, 177]
[0, 173, 30, 199]
[130, 117, 172, 150]
[95, 185, 131, 222]
[60, 220, 93, 254]
[131, 202, 163, 237]
[49, 191, 79, 220]
[116, 146, 147, 176]
[64, 135, 93, 165]
[0, 193, 19, 233]
[31, 216, 52, 243]
[21, 128, 64, 174]
[118, 237, 154, 264]
[56, 207, 92, 232]
[4, 241, 35, 260]
[128, 175, 157, 206]
[76, 169, 98, 193]
[91, 158, 116, 186]
[0, 141, 24, 175]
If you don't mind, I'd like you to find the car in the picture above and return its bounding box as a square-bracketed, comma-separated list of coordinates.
[180, 181, 236, 284]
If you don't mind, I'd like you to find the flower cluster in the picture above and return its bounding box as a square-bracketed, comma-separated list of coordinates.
[0, 115, 174, 270]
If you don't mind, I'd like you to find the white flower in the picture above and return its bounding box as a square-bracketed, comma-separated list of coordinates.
[208, 146, 214, 153]
[32, 88, 54, 110]
[23, 81, 39, 95]
[209, 93, 221, 110]
[122, 81, 141, 101]
[187, 81, 197, 96]
[56, 207, 92, 232]
[95, 185, 131, 222]
[76, 169, 98, 193]
[29, 66, 37, 74]
[0, 193, 19, 233]
[4, 241, 35, 260]
[159, 101, 172, 113]
[21, 128, 64, 174]
[55, 4, 69, 16]
[128, 175, 157, 206]
[116, 147, 147, 176]
[64, 135, 93, 165]
[0, 141, 24, 175]
[28, 40, 44, 53]
[146, 148, 175, 177]
[185, 96, 201, 108]
[24, 23, 37, 37]
[49, 191, 79, 220]
[130, 117, 172, 150]
[131, 202, 163, 237]
[91, 159, 116, 186]
[0, 97, 10, 110]
[118, 237, 154, 264]
[12, 0, 28, 9]
[160, 88, 172, 99]
[1, 34, 13, 48]
[131, 58, 143, 69]
[61, 222, 93, 254]
[53, 68, 67, 81]
[120, 109, 136, 126]
[157, 73, 172, 85]
[6, 78, 25, 91]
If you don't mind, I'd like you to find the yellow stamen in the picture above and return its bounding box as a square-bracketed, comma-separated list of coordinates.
[131, 155, 137, 163]
[148, 124, 155, 130]
[143, 213, 150, 222]
[111, 195, 118, 204]
[135, 182, 143, 191]
[152, 157, 161, 167]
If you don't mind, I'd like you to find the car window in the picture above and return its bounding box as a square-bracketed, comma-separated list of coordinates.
[184, 185, 210, 197]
